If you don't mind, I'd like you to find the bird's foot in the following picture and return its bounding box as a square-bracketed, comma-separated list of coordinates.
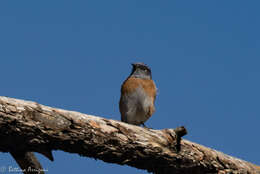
[141, 123, 152, 129]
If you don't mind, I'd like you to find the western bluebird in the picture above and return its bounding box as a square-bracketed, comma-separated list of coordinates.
[119, 62, 157, 127]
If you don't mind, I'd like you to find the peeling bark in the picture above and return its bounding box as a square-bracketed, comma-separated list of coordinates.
[0, 96, 259, 174]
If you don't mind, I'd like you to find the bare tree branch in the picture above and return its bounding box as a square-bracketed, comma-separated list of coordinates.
[0, 96, 259, 174]
[10, 151, 44, 174]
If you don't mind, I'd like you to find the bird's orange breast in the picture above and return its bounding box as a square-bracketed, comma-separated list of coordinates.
[121, 77, 157, 102]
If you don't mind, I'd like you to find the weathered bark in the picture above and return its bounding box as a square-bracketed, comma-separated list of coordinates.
[0, 96, 259, 174]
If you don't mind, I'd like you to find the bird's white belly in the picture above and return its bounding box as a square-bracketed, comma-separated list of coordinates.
[122, 86, 153, 125]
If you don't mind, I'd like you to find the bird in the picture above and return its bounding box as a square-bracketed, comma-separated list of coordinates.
[119, 62, 157, 127]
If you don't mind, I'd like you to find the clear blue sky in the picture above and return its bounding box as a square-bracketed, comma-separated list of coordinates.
[0, 1, 260, 173]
